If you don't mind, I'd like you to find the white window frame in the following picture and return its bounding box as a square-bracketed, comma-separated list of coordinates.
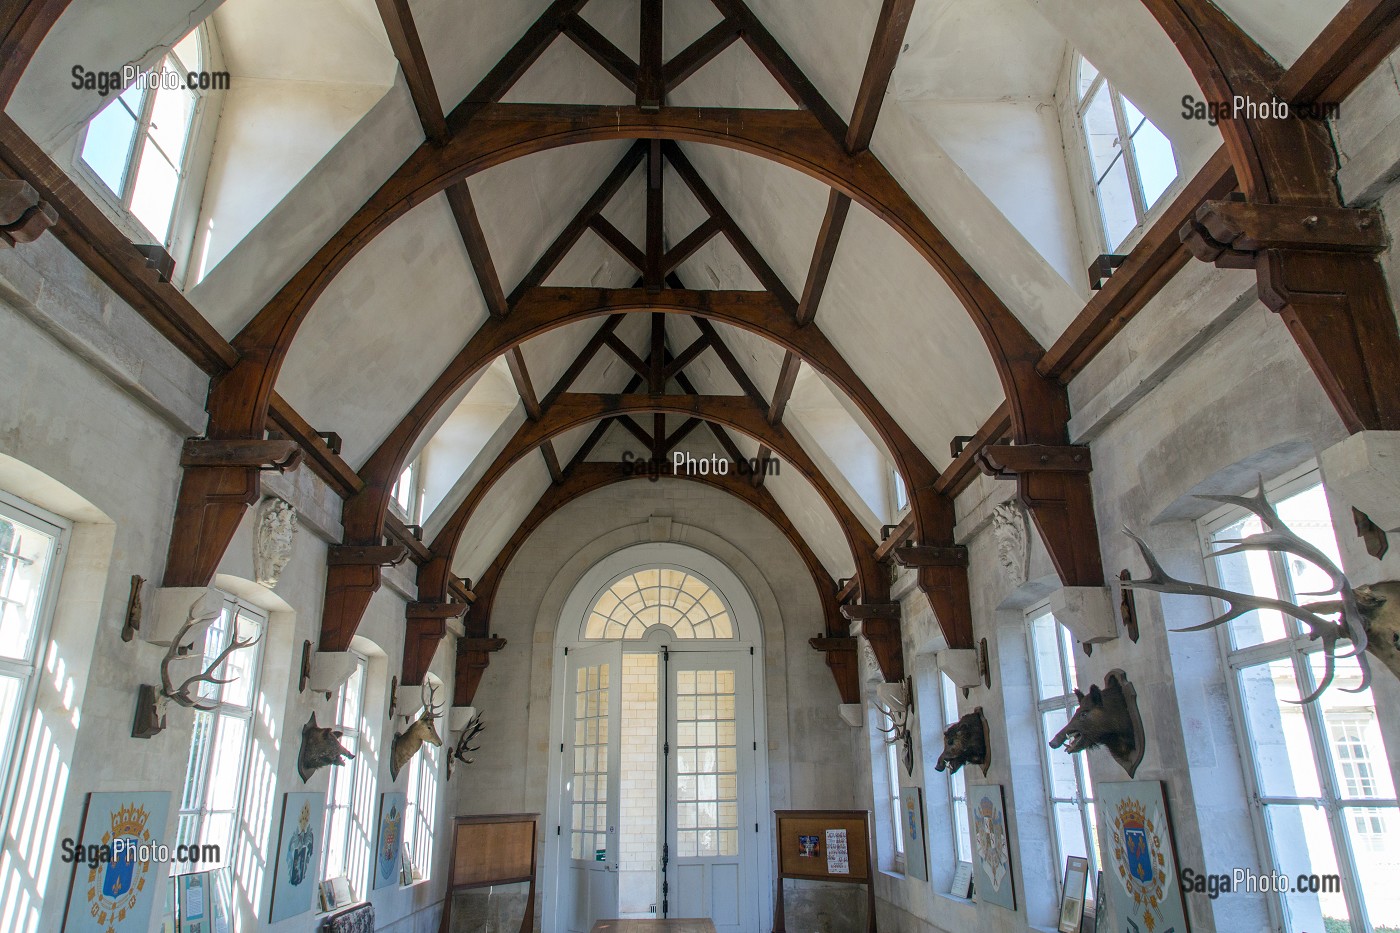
[1071, 54, 1179, 252]
[892, 469, 909, 517]
[1201, 468, 1396, 932]
[174, 593, 266, 890]
[320, 652, 369, 895]
[404, 682, 441, 884]
[880, 710, 906, 872]
[73, 26, 210, 250]
[390, 457, 423, 525]
[1027, 601, 1100, 901]
[0, 491, 69, 846]
[938, 672, 972, 864]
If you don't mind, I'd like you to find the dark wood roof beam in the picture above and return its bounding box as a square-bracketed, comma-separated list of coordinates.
[604, 333, 651, 379]
[645, 139, 664, 289]
[618, 415, 656, 448]
[662, 215, 722, 276]
[458, 0, 591, 111]
[540, 315, 625, 410]
[445, 182, 507, 318]
[505, 347, 543, 420]
[768, 352, 800, 424]
[589, 215, 647, 273]
[374, 0, 448, 144]
[663, 19, 741, 91]
[639, 0, 664, 110]
[1279, 0, 1400, 105]
[663, 417, 704, 453]
[648, 311, 666, 392]
[798, 188, 852, 324]
[507, 141, 647, 305]
[662, 333, 712, 381]
[845, 0, 916, 153]
[688, 317, 767, 407]
[561, 12, 639, 93]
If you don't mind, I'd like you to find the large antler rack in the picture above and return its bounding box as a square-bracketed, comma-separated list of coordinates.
[1122, 478, 1368, 703]
[159, 595, 262, 710]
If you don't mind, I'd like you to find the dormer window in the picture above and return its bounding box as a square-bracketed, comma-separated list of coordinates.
[78, 28, 206, 245]
[1074, 56, 1178, 250]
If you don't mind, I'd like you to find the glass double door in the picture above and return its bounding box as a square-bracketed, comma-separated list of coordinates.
[558, 643, 758, 933]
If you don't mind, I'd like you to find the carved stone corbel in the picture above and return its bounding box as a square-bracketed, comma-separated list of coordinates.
[1048, 586, 1117, 647]
[1320, 431, 1400, 534]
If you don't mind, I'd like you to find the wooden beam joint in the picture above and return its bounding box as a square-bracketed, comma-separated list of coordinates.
[974, 444, 1092, 478]
[327, 544, 410, 567]
[892, 544, 968, 568]
[180, 438, 303, 472]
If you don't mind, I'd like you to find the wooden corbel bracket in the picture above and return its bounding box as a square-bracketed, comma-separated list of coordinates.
[839, 602, 901, 621]
[326, 544, 410, 567]
[974, 444, 1092, 479]
[0, 178, 57, 248]
[406, 600, 470, 620]
[453, 636, 508, 707]
[892, 544, 968, 568]
[1184, 199, 1386, 260]
[180, 438, 303, 473]
[401, 615, 448, 687]
[809, 635, 861, 705]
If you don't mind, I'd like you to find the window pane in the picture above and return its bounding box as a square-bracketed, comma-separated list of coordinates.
[1211, 512, 1287, 648]
[1341, 805, 1400, 928]
[0, 512, 56, 662]
[206, 716, 248, 811]
[1096, 155, 1138, 249]
[0, 674, 22, 761]
[1275, 484, 1343, 604]
[1082, 84, 1120, 179]
[80, 86, 144, 194]
[1053, 801, 1089, 862]
[172, 29, 203, 74]
[1130, 117, 1177, 209]
[1030, 612, 1066, 700]
[1264, 804, 1349, 931]
[1077, 58, 1100, 101]
[1314, 657, 1394, 800]
[1043, 710, 1080, 798]
[1237, 660, 1321, 798]
[129, 137, 180, 242]
[147, 74, 195, 166]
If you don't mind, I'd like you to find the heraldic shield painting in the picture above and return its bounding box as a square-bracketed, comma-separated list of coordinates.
[63, 791, 172, 933]
[374, 791, 406, 890]
[970, 784, 1015, 911]
[1098, 781, 1189, 933]
[269, 791, 325, 923]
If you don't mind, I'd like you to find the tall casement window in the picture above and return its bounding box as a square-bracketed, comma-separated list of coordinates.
[77, 28, 205, 244]
[175, 595, 266, 897]
[321, 654, 370, 893]
[0, 493, 67, 842]
[883, 713, 905, 870]
[390, 458, 423, 525]
[939, 672, 972, 863]
[1028, 604, 1100, 898]
[1074, 55, 1178, 250]
[1202, 473, 1399, 932]
[404, 693, 440, 883]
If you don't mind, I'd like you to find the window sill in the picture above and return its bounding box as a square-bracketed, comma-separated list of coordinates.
[935, 892, 974, 908]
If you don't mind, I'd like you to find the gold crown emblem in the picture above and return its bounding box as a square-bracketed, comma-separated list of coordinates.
[110, 804, 150, 838]
[1116, 797, 1149, 828]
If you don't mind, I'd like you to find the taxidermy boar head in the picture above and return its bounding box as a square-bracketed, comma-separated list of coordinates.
[935, 708, 989, 775]
[1048, 669, 1144, 777]
[390, 682, 442, 781]
[297, 711, 355, 782]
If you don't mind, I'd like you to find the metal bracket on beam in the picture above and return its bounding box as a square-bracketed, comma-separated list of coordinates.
[839, 602, 900, 621]
[893, 544, 968, 568]
[180, 438, 303, 473]
[974, 444, 1091, 479]
[327, 544, 410, 567]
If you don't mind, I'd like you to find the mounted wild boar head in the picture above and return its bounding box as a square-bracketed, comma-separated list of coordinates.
[1048, 669, 1144, 777]
[390, 681, 442, 781]
[297, 711, 355, 782]
[935, 708, 990, 775]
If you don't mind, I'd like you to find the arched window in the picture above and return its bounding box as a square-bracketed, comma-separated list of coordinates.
[1074, 55, 1178, 250]
[583, 568, 735, 640]
[77, 27, 207, 245]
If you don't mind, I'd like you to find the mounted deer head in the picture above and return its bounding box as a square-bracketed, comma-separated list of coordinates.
[935, 708, 990, 776]
[1048, 669, 1145, 777]
[446, 710, 485, 780]
[873, 677, 915, 777]
[390, 681, 442, 781]
[1122, 478, 1399, 703]
[297, 712, 355, 782]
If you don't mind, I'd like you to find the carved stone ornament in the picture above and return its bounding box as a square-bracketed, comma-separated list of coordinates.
[254, 496, 297, 589]
[990, 499, 1028, 587]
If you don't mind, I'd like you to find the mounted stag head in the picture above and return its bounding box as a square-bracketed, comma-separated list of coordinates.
[297, 712, 355, 782]
[1048, 669, 1144, 777]
[873, 677, 915, 777]
[446, 711, 485, 780]
[935, 708, 990, 776]
[134, 592, 260, 737]
[390, 682, 442, 781]
[1122, 478, 1399, 703]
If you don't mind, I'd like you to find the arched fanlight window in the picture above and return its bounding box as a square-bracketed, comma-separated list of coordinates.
[584, 568, 735, 640]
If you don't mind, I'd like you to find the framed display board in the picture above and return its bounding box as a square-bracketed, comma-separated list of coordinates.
[772, 810, 875, 932]
[436, 813, 539, 933]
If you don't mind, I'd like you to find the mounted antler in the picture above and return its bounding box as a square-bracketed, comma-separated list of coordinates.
[390, 681, 443, 780]
[159, 594, 261, 710]
[1122, 477, 1400, 703]
[446, 710, 485, 780]
[873, 677, 914, 776]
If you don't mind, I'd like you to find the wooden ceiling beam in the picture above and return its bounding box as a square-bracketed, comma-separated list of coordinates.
[617, 415, 655, 448]
[662, 215, 723, 276]
[374, 0, 448, 145]
[445, 182, 508, 318]
[458, 0, 592, 110]
[509, 141, 647, 305]
[663, 18, 741, 91]
[707, 0, 848, 142]
[663, 141, 797, 310]
[662, 333, 712, 381]
[798, 188, 852, 324]
[688, 317, 767, 407]
[1278, 0, 1400, 105]
[639, 0, 664, 111]
[0, 0, 71, 108]
[604, 333, 651, 379]
[645, 140, 665, 289]
[541, 316, 625, 410]
[845, 0, 916, 153]
[589, 215, 647, 273]
[561, 12, 639, 93]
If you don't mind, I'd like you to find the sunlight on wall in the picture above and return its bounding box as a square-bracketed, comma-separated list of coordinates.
[1, 709, 72, 932]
